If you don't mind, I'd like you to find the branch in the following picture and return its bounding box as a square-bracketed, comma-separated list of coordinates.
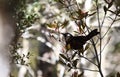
[79, 55, 98, 66]
[77, 67, 99, 72]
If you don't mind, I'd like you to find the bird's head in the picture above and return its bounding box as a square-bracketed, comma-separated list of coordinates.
[61, 33, 73, 42]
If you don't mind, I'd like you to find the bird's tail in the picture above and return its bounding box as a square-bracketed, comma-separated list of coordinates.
[86, 29, 100, 41]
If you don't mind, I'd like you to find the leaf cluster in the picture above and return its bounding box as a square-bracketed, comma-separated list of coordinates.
[9, 0, 38, 65]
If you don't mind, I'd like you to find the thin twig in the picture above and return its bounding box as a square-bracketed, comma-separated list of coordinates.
[84, 19, 97, 57]
[79, 55, 98, 66]
[95, 0, 102, 67]
[102, 14, 117, 38]
[76, 67, 99, 72]
[95, 0, 104, 76]
[101, 38, 110, 52]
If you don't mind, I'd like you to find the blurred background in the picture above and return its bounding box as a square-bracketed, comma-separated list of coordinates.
[0, 0, 120, 77]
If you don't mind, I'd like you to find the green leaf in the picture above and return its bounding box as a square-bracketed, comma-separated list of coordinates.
[46, 21, 58, 28]
[59, 58, 66, 65]
[72, 59, 79, 68]
[59, 54, 70, 62]
[61, 20, 69, 29]
[84, 43, 90, 51]
[71, 51, 77, 59]
[74, 31, 80, 34]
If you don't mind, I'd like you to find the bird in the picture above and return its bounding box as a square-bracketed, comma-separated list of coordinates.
[62, 29, 100, 54]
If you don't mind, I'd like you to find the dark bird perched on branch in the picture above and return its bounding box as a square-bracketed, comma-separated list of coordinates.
[62, 29, 100, 54]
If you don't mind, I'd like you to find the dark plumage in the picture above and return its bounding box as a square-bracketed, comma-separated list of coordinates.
[62, 29, 100, 52]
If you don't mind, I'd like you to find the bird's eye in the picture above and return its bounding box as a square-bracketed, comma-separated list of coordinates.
[67, 34, 71, 37]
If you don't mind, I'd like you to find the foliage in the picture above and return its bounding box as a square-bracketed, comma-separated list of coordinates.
[9, 0, 38, 65]
[8, 0, 120, 77]
[46, 0, 120, 77]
